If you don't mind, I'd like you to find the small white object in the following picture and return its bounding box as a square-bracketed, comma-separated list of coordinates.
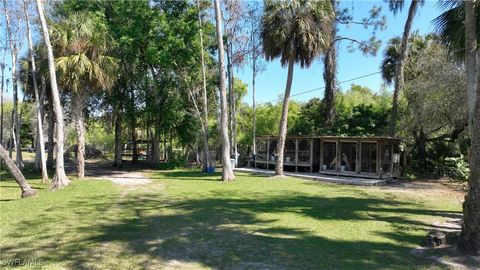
[341, 165, 345, 171]
[392, 153, 400, 163]
[322, 164, 327, 170]
[286, 157, 291, 162]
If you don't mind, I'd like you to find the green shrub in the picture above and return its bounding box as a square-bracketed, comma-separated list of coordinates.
[154, 152, 187, 170]
[441, 155, 470, 181]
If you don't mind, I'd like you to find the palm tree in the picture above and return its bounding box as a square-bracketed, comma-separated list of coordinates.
[434, 0, 480, 59]
[246, 1, 265, 161]
[23, 0, 48, 183]
[387, 0, 423, 136]
[261, 0, 333, 176]
[435, 0, 480, 255]
[197, 0, 211, 172]
[0, 144, 37, 198]
[2, 0, 23, 169]
[434, 0, 480, 255]
[213, 0, 235, 181]
[380, 33, 428, 84]
[51, 12, 117, 179]
[35, 0, 70, 189]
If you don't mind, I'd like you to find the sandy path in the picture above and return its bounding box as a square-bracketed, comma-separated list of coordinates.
[81, 161, 152, 186]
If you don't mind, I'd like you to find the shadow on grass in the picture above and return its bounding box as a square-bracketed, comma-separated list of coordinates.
[1, 186, 460, 269]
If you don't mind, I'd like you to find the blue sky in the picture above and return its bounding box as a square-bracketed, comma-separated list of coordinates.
[1, 0, 443, 104]
[237, 0, 442, 105]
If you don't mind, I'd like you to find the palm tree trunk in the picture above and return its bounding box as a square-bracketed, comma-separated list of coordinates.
[73, 91, 86, 179]
[458, 0, 480, 255]
[324, 41, 337, 125]
[24, 0, 48, 183]
[390, 0, 419, 137]
[324, 0, 337, 125]
[197, 0, 211, 171]
[0, 144, 37, 198]
[214, 0, 235, 181]
[226, 42, 233, 153]
[1, 64, 4, 151]
[47, 96, 55, 169]
[252, 54, 257, 159]
[35, 0, 70, 189]
[275, 53, 295, 176]
[35, 78, 47, 171]
[9, 110, 13, 158]
[227, 44, 238, 166]
[3, 0, 23, 169]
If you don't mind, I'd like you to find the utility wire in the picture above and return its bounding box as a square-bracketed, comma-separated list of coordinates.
[258, 70, 383, 105]
[257, 44, 477, 105]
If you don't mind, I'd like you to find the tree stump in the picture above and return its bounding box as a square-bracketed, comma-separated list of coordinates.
[426, 230, 446, 248]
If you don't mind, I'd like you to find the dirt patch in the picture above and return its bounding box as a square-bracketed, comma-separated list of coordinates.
[375, 179, 466, 204]
[83, 161, 152, 186]
[95, 171, 151, 186]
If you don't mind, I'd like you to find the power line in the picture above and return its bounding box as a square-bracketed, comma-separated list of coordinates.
[257, 42, 480, 105]
[258, 70, 383, 105]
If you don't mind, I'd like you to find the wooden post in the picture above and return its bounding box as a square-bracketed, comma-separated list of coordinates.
[319, 140, 324, 173]
[390, 144, 394, 176]
[356, 141, 361, 174]
[310, 138, 313, 173]
[336, 140, 340, 174]
[376, 142, 381, 178]
[295, 139, 298, 172]
[267, 139, 270, 162]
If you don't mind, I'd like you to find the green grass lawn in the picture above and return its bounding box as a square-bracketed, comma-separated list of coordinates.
[0, 169, 461, 269]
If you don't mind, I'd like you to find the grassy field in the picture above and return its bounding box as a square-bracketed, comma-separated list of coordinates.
[0, 169, 462, 269]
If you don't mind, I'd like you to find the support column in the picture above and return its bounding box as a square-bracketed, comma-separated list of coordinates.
[295, 139, 298, 172]
[376, 142, 381, 178]
[336, 141, 340, 175]
[310, 139, 313, 173]
[356, 141, 361, 174]
[319, 140, 324, 173]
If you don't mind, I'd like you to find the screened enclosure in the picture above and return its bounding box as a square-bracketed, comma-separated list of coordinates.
[256, 136, 401, 178]
[360, 142, 377, 174]
[255, 136, 316, 172]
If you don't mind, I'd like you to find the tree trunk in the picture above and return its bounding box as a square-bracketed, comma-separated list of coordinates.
[252, 53, 257, 160]
[324, 0, 337, 125]
[458, 0, 480, 255]
[152, 129, 160, 165]
[228, 45, 238, 166]
[390, 0, 419, 137]
[197, 0, 211, 171]
[417, 129, 427, 174]
[324, 42, 337, 126]
[1, 64, 4, 152]
[0, 144, 37, 198]
[113, 109, 123, 168]
[9, 110, 13, 158]
[275, 54, 295, 176]
[3, 0, 23, 169]
[24, 0, 48, 183]
[73, 91, 86, 179]
[47, 97, 55, 169]
[129, 85, 138, 164]
[214, 0, 234, 181]
[36, 0, 70, 189]
[226, 42, 233, 152]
